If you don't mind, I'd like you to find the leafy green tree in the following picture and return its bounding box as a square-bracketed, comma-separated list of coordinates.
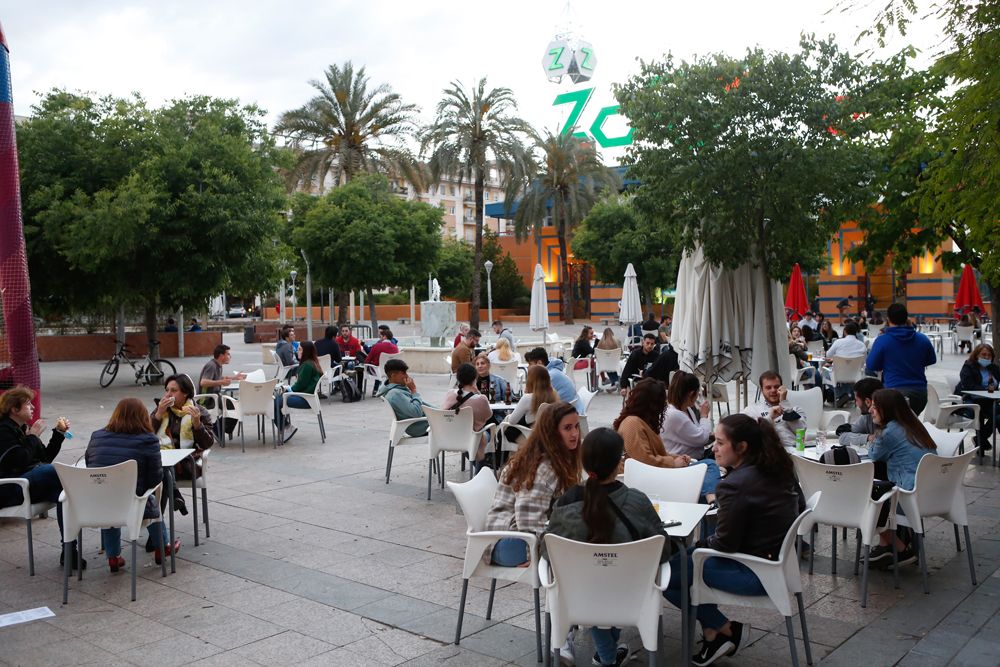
[481, 232, 530, 309]
[616, 36, 888, 371]
[293, 174, 442, 329]
[435, 239, 474, 301]
[20, 92, 288, 354]
[573, 195, 681, 307]
[510, 132, 619, 324]
[275, 61, 422, 193]
[419, 78, 535, 329]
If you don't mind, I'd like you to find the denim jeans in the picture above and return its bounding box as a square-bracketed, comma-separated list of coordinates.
[691, 460, 721, 499]
[491, 537, 529, 566]
[663, 548, 766, 631]
[896, 387, 928, 416]
[273, 393, 310, 425]
[101, 522, 167, 557]
[591, 626, 622, 665]
[21, 464, 71, 547]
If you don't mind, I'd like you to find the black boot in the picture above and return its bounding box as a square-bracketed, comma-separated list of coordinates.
[173, 488, 188, 516]
[60, 543, 88, 571]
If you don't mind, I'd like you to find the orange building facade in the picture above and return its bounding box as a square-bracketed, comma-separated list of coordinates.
[817, 222, 955, 321]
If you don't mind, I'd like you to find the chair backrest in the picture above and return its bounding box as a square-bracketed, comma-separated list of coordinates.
[492, 359, 520, 391]
[576, 388, 597, 416]
[623, 458, 706, 503]
[806, 340, 825, 356]
[244, 368, 267, 383]
[424, 406, 478, 457]
[955, 325, 975, 342]
[594, 347, 622, 374]
[776, 491, 820, 588]
[543, 533, 665, 629]
[909, 450, 976, 521]
[569, 357, 592, 389]
[924, 384, 943, 423]
[830, 355, 866, 385]
[317, 355, 331, 373]
[447, 468, 499, 532]
[868, 323, 884, 336]
[194, 393, 220, 416]
[787, 354, 800, 385]
[377, 351, 405, 380]
[922, 422, 968, 457]
[53, 461, 141, 536]
[239, 378, 279, 415]
[785, 387, 823, 431]
[792, 458, 874, 527]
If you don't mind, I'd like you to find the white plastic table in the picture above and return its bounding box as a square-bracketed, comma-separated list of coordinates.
[961, 390, 1000, 467]
[160, 448, 197, 573]
[656, 500, 710, 667]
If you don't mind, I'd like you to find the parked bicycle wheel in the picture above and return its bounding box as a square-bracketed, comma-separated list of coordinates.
[141, 359, 177, 386]
[99, 356, 120, 388]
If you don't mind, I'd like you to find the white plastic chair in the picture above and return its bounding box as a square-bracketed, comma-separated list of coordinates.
[365, 351, 403, 396]
[822, 356, 867, 395]
[423, 406, 497, 500]
[499, 423, 532, 456]
[921, 422, 971, 457]
[270, 349, 298, 382]
[924, 385, 979, 432]
[594, 347, 622, 392]
[192, 449, 211, 539]
[576, 387, 597, 437]
[0, 451, 56, 576]
[623, 458, 705, 504]
[54, 461, 161, 603]
[896, 450, 978, 593]
[235, 378, 279, 451]
[787, 354, 813, 390]
[447, 470, 542, 662]
[380, 397, 428, 484]
[691, 492, 821, 667]
[492, 359, 521, 394]
[868, 323, 885, 337]
[541, 534, 669, 665]
[806, 340, 825, 358]
[280, 381, 326, 444]
[792, 459, 897, 606]
[568, 356, 594, 391]
[785, 387, 824, 431]
[954, 325, 975, 352]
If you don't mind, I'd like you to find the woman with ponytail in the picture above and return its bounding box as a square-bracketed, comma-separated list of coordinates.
[543, 428, 670, 666]
[663, 414, 803, 667]
[441, 362, 493, 468]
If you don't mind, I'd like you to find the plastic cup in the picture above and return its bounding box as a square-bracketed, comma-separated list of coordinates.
[795, 428, 807, 451]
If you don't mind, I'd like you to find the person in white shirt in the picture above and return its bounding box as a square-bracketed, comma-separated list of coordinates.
[798, 312, 818, 332]
[822, 320, 868, 406]
[742, 370, 807, 449]
[660, 371, 721, 502]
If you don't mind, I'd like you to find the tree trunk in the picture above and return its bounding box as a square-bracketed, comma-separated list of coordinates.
[758, 212, 780, 375]
[337, 299, 349, 325]
[471, 168, 485, 330]
[366, 286, 378, 332]
[144, 300, 159, 360]
[557, 202, 574, 325]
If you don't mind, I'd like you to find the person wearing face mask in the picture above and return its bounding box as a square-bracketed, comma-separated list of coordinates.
[955, 344, 1000, 453]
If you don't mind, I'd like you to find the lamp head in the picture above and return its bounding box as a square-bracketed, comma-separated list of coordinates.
[290, 270, 298, 281]
[484, 260, 494, 275]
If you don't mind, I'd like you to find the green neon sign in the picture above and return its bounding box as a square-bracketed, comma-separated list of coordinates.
[553, 87, 633, 148]
[547, 47, 566, 71]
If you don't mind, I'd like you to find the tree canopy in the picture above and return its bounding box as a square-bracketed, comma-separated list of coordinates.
[434, 232, 529, 309]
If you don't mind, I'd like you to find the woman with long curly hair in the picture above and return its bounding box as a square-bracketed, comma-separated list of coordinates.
[485, 401, 581, 567]
[614, 378, 689, 471]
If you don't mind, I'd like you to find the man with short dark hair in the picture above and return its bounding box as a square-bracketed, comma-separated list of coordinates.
[824, 320, 867, 406]
[641, 312, 659, 332]
[314, 325, 343, 364]
[798, 311, 818, 331]
[838, 378, 883, 448]
[337, 324, 363, 358]
[742, 371, 807, 449]
[619, 333, 660, 395]
[492, 321, 515, 349]
[524, 347, 577, 403]
[199, 345, 244, 437]
[376, 359, 429, 437]
[366, 328, 400, 395]
[377, 324, 398, 345]
[451, 329, 481, 373]
[866, 303, 936, 414]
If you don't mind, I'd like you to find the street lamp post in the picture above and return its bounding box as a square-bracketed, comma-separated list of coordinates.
[300, 250, 313, 340]
[484, 260, 494, 328]
[290, 270, 298, 323]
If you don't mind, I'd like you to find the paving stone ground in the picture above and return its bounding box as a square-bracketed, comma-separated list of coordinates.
[1, 323, 997, 666]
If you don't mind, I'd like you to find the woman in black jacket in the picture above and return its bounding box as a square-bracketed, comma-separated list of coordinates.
[86, 398, 179, 571]
[663, 414, 802, 667]
[955, 344, 1000, 452]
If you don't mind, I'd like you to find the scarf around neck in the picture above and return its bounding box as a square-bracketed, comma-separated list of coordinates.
[157, 398, 195, 449]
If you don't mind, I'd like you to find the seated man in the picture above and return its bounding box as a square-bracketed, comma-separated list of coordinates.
[742, 370, 807, 449]
[376, 359, 430, 437]
[838, 378, 883, 448]
[524, 347, 577, 404]
[313, 325, 344, 365]
[640, 312, 660, 332]
[645, 340, 679, 385]
[619, 333, 660, 395]
[0, 386, 82, 569]
[198, 344, 246, 436]
[823, 320, 868, 406]
[274, 325, 299, 379]
[366, 328, 400, 395]
[336, 324, 363, 359]
[451, 328, 481, 373]
[377, 324, 398, 345]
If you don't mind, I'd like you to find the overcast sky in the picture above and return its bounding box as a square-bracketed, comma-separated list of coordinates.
[2, 0, 943, 149]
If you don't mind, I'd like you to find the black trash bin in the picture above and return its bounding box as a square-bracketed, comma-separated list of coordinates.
[243, 326, 255, 344]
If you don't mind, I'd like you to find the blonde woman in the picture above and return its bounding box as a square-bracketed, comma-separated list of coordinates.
[505, 366, 560, 443]
[488, 336, 517, 364]
[595, 327, 621, 386]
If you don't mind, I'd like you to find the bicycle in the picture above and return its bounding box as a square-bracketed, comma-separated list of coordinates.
[99, 339, 177, 388]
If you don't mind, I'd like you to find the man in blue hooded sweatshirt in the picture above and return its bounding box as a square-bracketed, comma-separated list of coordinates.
[866, 303, 936, 414]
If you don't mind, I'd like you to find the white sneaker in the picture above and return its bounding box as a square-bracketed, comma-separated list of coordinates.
[559, 628, 576, 666]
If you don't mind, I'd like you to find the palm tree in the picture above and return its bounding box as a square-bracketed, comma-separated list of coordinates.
[511, 132, 619, 324]
[275, 61, 422, 193]
[420, 78, 535, 329]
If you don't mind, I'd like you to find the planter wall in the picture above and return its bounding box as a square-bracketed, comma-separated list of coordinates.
[37, 331, 222, 362]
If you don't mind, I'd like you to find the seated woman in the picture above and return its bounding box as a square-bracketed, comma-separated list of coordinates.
[867, 388, 937, 567]
[504, 366, 559, 443]
[543, 427, 671, 667]
[571, 326, 595, 363]
[954, 344, 1000, 453]
[488, 337, 519, 365]
[614, 378, 690, 472]
[0, 386, 79, 569]
[474, 353, 510, 403]
[818, 320, 839, 351]
[663, 414, 802, 666]
[485, 401, 581, 567]
[86, 398, 178, 569]
[595, 327, 622, 388]
[152, 374, 216, 515]
[442, 363, 493, 468]
[660, 372, 722, 502]
[788, 325, 819, 388]
[273, 341, 324, 443]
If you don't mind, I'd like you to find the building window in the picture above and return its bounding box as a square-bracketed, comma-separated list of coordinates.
[449, 206, 455, 214]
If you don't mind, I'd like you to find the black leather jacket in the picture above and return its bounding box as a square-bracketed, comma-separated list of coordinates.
[0, 415, 65, 477]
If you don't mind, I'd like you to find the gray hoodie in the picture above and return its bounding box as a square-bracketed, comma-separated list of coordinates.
[838, 412, 875, 448]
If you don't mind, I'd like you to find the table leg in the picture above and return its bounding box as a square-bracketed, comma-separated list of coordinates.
[191, 470, 199, 547]
[167, 468, 176, 574]
[993, 402, 997, 468]
[679, 537, 690, 667]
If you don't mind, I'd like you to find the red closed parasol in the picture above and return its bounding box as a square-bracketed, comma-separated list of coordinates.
[954, 264, 985, 316]
[785, 263, 809, 322]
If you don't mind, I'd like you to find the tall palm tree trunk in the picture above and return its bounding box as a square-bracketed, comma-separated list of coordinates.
[471, 168, 485, 330]
[556, 201, 574, 325]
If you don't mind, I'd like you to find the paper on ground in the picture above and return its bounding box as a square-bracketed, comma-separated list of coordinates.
[0, 606, 55, 628]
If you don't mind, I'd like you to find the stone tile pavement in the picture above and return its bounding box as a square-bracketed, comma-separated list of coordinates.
[1, 325, 998, 666]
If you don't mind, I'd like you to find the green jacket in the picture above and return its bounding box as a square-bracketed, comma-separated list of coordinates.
[290, 362, 322, 395]
[542, 482, 672, 563]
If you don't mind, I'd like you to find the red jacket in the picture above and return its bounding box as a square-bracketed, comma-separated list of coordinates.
[366, 340, 399, 367]
[337, 335, 362, 357]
